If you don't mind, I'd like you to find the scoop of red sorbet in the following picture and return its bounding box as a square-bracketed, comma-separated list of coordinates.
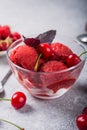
[10, 44, 38, 70]
[40, 60, 68, 72]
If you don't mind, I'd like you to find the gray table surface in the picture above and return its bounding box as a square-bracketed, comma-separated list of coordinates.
[0, 0, 87, 130]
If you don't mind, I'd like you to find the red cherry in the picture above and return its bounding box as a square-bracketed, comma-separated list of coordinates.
[11, 92, 26, 109]
[0, 42, 8, 51]
[38, 43, 52, 58]
[0, 25, 11, 39]
[76, 114, 87, 130]
[66, 53, 81, 67]
[11, 32, 21, 41]
[82, 107, 87, 115]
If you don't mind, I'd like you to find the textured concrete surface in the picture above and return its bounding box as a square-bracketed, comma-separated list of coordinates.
[0, 0, 87, 129]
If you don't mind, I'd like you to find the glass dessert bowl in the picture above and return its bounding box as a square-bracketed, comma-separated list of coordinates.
[6, 33, 87, 99]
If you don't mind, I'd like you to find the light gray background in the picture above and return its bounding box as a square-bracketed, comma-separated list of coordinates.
[0, 0, 87, 130]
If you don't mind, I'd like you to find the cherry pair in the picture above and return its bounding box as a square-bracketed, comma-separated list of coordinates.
[38, 43, 81, 67]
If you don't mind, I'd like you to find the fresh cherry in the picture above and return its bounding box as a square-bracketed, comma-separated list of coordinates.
[82, 107, 87, 115]
[24, 38, 40, 48]
[76, 114, 87, 130]
[66, 53, 81, 67]
[0, 42, 7, 51]
[11, 91, 26, 109]
[37, 43, 52, 58]
[10, 32, 21, 42]
[0, 118, 24, 130]
[0, 91, 26, 109]
[0, 25, 11, 40]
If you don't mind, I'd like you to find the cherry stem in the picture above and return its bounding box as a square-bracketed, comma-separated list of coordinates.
[34, 53, 42, 71]
[79, 50, 87, 57]
[0, 119, 24, 130]
[0, 98, 11, 101]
